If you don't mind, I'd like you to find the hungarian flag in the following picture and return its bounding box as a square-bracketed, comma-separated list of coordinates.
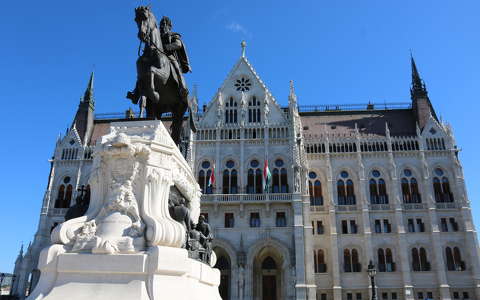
[208, 164, 216, 187]
[263, 160, 272, 192]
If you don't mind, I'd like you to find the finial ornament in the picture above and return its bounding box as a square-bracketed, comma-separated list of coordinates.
[241, 40, 246, 57]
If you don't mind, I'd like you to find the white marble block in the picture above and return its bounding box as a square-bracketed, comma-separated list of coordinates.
[27, 120, 221, 300]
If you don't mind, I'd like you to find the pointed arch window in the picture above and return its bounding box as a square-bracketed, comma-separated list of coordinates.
[344, 248, 361, 272]
[433, 169, 454, 203]
[446, 247, 465, 271]
[247, 160, 263, 194]
[272, 159, 288, 193]
[308, 172, 323, 206]
[412, 247, 431, 271]
[54, 185, 65, 208]
[378, 248, 395, 272]
[225, 97, 238, 124]
[198, 161, 213, 194]
[369, 170, 388, 204]
[401, 168, 422, 203]
[248, 96, 261, 123]
[222, 160, 238, 194]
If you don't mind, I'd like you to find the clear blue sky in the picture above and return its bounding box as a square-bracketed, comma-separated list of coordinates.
[0, 0, 479, 272]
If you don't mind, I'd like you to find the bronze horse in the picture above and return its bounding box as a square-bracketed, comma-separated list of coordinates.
[128, 6, 195, 145]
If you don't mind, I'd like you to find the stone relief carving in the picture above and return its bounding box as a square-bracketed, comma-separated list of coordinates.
[51, 121, 202, 254]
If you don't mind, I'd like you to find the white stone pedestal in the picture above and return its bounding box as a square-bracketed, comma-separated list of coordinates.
[28, 245, 221, 300]
[27, 120, 221, 300]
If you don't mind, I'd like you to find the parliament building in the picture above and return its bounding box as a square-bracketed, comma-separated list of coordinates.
[10, 49, 480, 300]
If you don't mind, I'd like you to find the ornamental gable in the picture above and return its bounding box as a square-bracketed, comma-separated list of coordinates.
[199, 57, 288, 128]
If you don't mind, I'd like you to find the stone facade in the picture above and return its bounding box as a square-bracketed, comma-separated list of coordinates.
[11, 52, 480, 300]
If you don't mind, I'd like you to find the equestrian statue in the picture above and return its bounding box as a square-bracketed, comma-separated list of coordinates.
[127, 6, 196, 145]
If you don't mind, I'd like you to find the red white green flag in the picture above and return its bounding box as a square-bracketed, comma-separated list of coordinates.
[208, 164, 216, 187]
[263, 160, 272, 192]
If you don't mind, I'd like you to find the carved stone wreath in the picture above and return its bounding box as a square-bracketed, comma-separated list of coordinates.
[234, 77, 251, 92]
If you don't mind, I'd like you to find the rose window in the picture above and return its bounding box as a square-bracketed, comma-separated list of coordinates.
[234, 77, 251, 92]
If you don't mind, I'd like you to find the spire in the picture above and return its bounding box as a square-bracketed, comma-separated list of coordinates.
[409, 55, 438, 130]
[83, 72, 95, 107]
[71, 72, 96, 144]
[241, 40, 246, 58]
[410, 54, 428, 99]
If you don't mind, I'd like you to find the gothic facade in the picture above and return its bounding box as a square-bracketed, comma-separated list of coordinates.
[11, 51, 480, 300]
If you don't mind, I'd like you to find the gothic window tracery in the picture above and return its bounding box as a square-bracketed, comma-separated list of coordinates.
[369, 170, 388, 204]
[308, 171, 323, 206]
[272, 159, 288, 193]
[234, 77, 251, 92]
[198, 160, 213, 194]
[343, 248, 361, 272]
[412, 247, 431, 271]
[222, 160, 238, 194]
[377, 248, 395, 272]
[433, 168, 454, 202]
[247, 159, 263, 194]
[401, 169, 421, 203]
[337, 171, 355, 205]
[248, 96, 261, 123]
[446, 247, 465, 271]
[224, 97, 238, 124]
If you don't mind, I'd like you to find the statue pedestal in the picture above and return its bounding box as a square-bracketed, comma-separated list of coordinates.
[27, 120, 220, 300]
[28, 245, 221, 300]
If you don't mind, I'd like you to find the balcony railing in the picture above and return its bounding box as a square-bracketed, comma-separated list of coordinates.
[435, 202, 460, 210]
[335, 205, 358, 212]
[369, 204, 393, 211]
[402, 203, 427, 210]
[201, 193, 293, 203]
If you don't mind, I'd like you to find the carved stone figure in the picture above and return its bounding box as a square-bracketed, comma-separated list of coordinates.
[126, 6, 196, 145]
[238, 265, 245, 300]
[294, 167, 301, 193]
[196, 215, 213, 264]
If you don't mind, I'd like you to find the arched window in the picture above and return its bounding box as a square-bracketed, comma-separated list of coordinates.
[344, 248, 361, 272]
[262, 256, 277, 270]
[442, 177, 453, 202]
[378, 248, 395, 272]
[225, 97, 237, 124]
[308, 172, 324, 206]
[412, 247, 430, 271]
[248, 96, 261, 123]
[313, 250, 318, 273]
[446, 247, 465, 271]
[343, 249, 352, 272]
[401, 169, 422, 203]
[401, 178, 411, 203]
[433, 177, 442, 202]
[433, 168, 454, 203]
[272, 159, 288, 193]
[54, 185, 65, 208]
[64, 185, 73, 208]
[222, 160, 237, 194]
[337, 180, 346, 205]
[369, 170, 388, 204]
[247, 160, 263, 194]
[346, 179, 355, 205]
[198, 161, 213, 194]
[317, 250, 327, 273]
[410, 178, 421, 203]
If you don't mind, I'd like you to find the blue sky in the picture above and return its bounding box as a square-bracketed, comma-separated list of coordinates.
[0, 0, 479, 272]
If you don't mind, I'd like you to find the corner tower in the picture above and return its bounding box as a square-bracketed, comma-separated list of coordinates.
[72, 72, 95, 145]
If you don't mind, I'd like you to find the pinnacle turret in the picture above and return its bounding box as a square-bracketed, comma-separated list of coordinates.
[82, 72, 95, 108]
[410, 55, 428, 99]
